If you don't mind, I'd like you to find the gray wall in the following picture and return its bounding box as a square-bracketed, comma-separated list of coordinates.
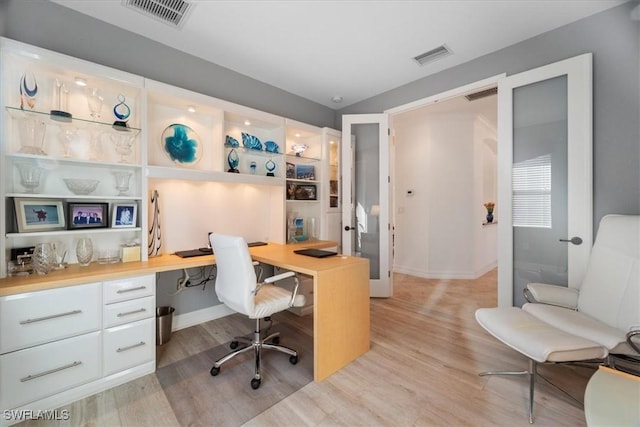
[339, 2, 640, 227]
[1, 0, 335, 129]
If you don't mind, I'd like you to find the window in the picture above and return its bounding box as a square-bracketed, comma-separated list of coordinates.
[512, 154, 551, 228]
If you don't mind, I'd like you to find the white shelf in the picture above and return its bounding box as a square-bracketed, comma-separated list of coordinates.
[6, 193, 142, 201]
[6, 227, 142, 238]
[146, 165, 285, 186]
[286, 178, 321, 184]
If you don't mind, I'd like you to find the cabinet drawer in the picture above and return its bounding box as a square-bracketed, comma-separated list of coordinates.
[0, 331, 101, 409]
[103, 318, 154, 376]
[103, 275, 154, 304]
[104, 296, 154, 328]
[0, 282, 101, 354]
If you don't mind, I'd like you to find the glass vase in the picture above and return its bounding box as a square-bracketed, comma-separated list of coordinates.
[76, 237, 93, 266]
[32, 243, 55, 275]
[15, 162, 44, 193]
[17, 117, 47, 155]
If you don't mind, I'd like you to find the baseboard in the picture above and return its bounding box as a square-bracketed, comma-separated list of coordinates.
[172, 304, 235, 332]
[394, 261, 497, 280]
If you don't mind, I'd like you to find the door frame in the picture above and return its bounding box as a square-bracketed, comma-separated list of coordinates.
[497, 53, 593, 307]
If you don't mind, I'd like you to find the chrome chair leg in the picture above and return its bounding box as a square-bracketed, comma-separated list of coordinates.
[479, 359, 537, 424]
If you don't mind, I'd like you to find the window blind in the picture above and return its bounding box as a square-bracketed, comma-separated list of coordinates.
[512, 154, 551, 228]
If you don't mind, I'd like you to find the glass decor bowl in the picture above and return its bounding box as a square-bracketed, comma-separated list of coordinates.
[161, 123, 202, 167]
[64, 178, 100, 195]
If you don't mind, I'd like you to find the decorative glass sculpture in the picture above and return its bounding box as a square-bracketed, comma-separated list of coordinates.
[225, 135, 239, 147]
[291, 143, 308, 157]
[113, 170, 132, 196]
[227, 148, 240, 173]
[265, 159, 276, 177]
[112, 94, 131, 129]
[20, 72, 38, 110]
[17, 117, 47, 155]
[32, 243, 55, 275]
[15, 163, 44, 193]
[76, 237, 93, 266]
[148, 190, 162, 257]
[50, 79, 72, 122]
[265, 140, 279, 153]
[161, 124, 202, 166]
[58, 127, 78, 158]
[249, 161, 257, 174]
[52, 240, 67, 270]
[86, 88, 103, 120]
[111, 133, 135, 163]
[241, 132, 262, 151]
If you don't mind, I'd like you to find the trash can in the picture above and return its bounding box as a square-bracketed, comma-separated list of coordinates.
[156, 306, 175, 345]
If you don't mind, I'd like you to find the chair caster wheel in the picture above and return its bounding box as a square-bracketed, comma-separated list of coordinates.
[289, 355, 298, 365]
[210, 366, 220, 376]
[251, 378, 261, 389]
[271, 336, 280, 345]
[230, 341, 239, 349]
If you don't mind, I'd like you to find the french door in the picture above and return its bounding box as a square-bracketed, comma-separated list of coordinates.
[497, 53, 593, 307]
[341, 114, 392, 297]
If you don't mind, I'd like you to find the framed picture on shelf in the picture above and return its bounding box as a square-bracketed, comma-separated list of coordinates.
[286, 162, 296, 179]
[14, 198, 66, 233]
[67, 202, 108, 230]
[294, 184, 317, 200]
[112, 203, 137, 228]
[286, 183, 297, 200]
[295, 164, 315, 180]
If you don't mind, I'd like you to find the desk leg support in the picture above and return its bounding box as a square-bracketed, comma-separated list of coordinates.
[313, 261, 370, 382]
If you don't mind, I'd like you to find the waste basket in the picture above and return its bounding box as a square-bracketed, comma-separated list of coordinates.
[156, 306, 175, 345]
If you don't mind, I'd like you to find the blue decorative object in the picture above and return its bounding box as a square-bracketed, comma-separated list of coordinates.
[486, 212, 494, 223]
[225, 135, 239, 147]
[291, 143, 308, 157]
[112, 94, 131, 130]
[249, 161, 257, 174]
[241, 132, 262, 151]
[20, 72, 38, 110]
[265, 159, 276, 177]
[162, 124, 202, 166]
[227, 148, 240, 173]
[265, 140, 279, 153]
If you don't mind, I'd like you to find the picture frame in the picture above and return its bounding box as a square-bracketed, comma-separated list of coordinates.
[295, 164, 315, 180]
[286, 182, 297, 200]
[112, 203, 137, 228]
[14, 198, 66, 233]
[294, 184, 317, 200]
[67, 202, 108, 230]
[286, 162, 296, 179]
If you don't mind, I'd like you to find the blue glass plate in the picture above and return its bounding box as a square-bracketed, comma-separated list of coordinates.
[265, 140, 279, 153]
[241, 132, 263, 151]
[225, 135, 239, 147]
[161, 124, 202, 166]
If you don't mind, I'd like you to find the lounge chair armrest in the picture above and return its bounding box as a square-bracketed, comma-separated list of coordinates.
[524, 283, 579, 309]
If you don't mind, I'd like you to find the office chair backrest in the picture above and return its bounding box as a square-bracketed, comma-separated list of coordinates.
[577, 215, 640, 334]
[210, 233, 257, 316]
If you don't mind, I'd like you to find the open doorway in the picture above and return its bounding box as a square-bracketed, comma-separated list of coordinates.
[389, 84, 498, 279]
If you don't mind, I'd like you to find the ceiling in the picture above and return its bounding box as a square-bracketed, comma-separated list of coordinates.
[51, 0, 626, 109]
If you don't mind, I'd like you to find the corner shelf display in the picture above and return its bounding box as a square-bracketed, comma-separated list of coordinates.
[284, 120, 323, 242]
[0, 38, 145, 276]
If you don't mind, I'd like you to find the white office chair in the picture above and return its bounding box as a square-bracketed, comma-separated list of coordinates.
[476, 214, 640, 423]
[209, 233, 306, 389]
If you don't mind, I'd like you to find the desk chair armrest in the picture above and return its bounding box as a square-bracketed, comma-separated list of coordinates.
[258, 271, 301, 307]
[264, 271, 296, 284]
[524, 283, 579, 309]
[627, 329, 640, 354]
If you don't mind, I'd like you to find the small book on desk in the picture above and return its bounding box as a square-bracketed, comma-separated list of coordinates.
[293, 248, 338, 258]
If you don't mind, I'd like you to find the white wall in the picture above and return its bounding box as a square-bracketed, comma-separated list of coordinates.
[393, 106, 497, 279]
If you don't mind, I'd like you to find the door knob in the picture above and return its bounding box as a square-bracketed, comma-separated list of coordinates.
[344, 225, 355, 231]
[559, 236, 583, 245]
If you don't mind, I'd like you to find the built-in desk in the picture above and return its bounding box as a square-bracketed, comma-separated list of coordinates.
[0, 241, 370, 382]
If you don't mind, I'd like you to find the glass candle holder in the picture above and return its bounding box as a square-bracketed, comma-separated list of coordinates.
[76, 237, 93, 266]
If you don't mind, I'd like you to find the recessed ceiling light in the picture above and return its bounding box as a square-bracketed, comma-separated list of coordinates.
[331, 96, 343, 103]
[74, 77, 87, 87]
[244, 120, 251, 126]
[187, 105, 196, 113]
[295, 133, 301, 138]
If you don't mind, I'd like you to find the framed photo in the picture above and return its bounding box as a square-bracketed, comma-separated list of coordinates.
[294, 184, 317, 200]
[112, 203, 137, 228]
[14, 198, 66, 233]
[286, 182, 297, 200]
[68, 202, 108, 230]
[295, 164, 315, 180]
[286, 162, 296, 179]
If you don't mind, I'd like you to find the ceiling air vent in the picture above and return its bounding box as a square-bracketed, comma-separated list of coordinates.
[413, 45, 451, 66]
[122, 0, 193, 29]
[465, 87, 498, 101]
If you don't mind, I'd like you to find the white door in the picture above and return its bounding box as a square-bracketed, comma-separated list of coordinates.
[497, 53, 593, 307]
[341, 114, 392, 297]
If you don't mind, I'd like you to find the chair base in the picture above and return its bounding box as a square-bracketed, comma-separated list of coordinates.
[210, 317, 299, 389]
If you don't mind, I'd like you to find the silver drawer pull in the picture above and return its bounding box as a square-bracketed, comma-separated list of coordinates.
[117, 308, 147, 317]
[116, 341, 146, 353]
[20, 361, 82, 382]
[116, 286, 146, 294]
[20, 310, 82, 325]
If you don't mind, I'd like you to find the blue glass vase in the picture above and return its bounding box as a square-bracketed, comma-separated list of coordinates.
[486, 212, 494, 223]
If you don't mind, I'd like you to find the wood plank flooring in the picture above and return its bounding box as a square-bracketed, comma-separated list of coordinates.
[18, 269, 595, 426]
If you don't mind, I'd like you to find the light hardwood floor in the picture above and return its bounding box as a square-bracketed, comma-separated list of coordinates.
[19, 270, 595, 426]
